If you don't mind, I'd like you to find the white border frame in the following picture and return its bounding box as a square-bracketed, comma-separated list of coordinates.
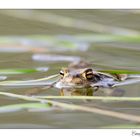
[0, 0, 140, 9]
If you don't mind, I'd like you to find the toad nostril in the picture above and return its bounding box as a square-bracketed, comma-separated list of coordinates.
[74, 74, 80, 78]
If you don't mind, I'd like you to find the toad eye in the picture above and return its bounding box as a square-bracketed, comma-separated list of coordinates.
[60, 70, 64, 76]
[86, 73, 93, 79]
[85, 69, 94, 80]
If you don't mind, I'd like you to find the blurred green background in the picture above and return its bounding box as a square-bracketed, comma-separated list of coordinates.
[0, 10, 139, 128]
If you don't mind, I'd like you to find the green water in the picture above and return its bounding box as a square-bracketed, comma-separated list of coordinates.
[0, 10, 139, 128]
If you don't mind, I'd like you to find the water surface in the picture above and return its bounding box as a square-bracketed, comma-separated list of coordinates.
[0, 10, 139, 128]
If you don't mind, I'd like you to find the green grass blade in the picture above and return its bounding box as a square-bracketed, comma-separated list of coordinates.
[0, 69, 38, 75]
[0, 103, 52, 113]
[100, 69, 140, 74]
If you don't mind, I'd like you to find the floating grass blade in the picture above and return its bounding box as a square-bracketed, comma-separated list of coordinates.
[0, 103, 52, 113]
[36, 96, 140, 102]
[100, 69, 140, 74]
[0, 74, 59, 86]
[0, 68, 38, 75]
[0, 91, 140, 122]
[51, 102, 140, 123]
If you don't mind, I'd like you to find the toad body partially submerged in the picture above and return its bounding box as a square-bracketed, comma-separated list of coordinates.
[55, 61, 127, 89]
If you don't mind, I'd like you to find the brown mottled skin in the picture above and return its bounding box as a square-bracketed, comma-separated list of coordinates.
[58, 60, 127, 88]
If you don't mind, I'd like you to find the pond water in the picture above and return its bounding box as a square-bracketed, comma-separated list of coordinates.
[0, 10, 140, 128]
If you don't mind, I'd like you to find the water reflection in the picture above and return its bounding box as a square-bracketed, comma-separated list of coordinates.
[58, 87, 125, 97]
[60, 88, 94, 96]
